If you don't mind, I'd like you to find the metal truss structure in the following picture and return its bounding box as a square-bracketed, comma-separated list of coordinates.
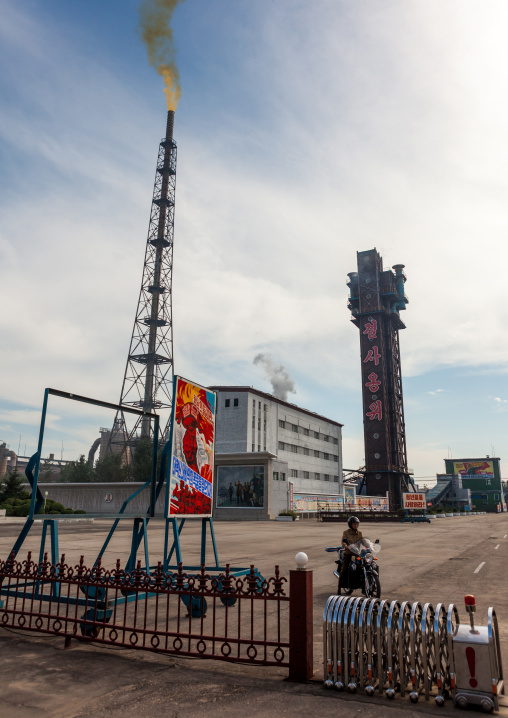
[116, 111, 177, 443]
[347, 249, 414, 508]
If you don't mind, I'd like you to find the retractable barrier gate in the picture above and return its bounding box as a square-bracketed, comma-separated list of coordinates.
[323, 594, 504, 712]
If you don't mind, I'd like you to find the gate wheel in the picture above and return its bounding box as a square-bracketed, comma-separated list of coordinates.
[180, 594, 207, 618]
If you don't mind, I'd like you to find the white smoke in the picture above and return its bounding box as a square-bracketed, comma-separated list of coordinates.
[253, 353, 296, 401]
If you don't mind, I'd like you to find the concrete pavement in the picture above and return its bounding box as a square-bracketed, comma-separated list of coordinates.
[1, 513, 507, 717]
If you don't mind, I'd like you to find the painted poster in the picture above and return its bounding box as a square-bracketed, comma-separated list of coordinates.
[168, 377, 216, 517]
[344, 486, 356, 507]
[453, 460, 494, 478]
[292, 494, 344, 512]
[216, 466, 264, 508]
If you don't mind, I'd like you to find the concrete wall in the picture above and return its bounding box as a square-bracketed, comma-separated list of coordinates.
[25, 483, 166, 516]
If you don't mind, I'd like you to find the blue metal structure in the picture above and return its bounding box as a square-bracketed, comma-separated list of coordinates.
[2, 387, 262, 620]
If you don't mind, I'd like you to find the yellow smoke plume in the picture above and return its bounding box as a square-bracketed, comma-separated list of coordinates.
[138, 0, 186, 110]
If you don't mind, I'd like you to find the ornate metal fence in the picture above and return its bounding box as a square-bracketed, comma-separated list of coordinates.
[0, 552, 291, 668]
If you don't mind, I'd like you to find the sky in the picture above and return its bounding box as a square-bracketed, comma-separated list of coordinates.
[1, 0, 508, 484]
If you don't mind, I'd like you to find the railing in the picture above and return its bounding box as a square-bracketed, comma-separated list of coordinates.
[0, 553, 295, 670]
[319, 511, 400, 522]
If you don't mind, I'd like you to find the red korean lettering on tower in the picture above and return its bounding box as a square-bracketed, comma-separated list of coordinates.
[363, 319, 377, 340]
[366, 400, 382, 421]
[363, 346, 381, 366]
[365, 373, 381, 393]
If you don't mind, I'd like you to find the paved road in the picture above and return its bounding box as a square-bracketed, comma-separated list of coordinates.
[1, 514, 507, 717]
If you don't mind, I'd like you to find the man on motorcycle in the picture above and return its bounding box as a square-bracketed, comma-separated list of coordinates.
[338, 516, 363, 592]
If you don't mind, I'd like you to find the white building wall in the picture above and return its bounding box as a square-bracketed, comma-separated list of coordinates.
[213, 388, 343, 496]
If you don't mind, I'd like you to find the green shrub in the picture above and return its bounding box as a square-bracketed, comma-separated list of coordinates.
[278, 510, 298, 520]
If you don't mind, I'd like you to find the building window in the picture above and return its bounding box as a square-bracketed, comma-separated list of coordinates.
[303, 471, 309, 479]
[292, 424, 298, 432]
[273, 472, 279, 480]
[324, 453, 329, 460]
[303, 428, 309, 436]
[314, 472, 320, 480]
[252, 444, 255, 451]
[494, 493, 500, 500]
[225, 399, 230, 407]
[291, 469, 298, 478]
[332, 455, 338, 462]
[234, 398, 238, 407]
[253, 399, 255, 408]
[278, 441, 285, 450]
[324, 474, 330, 481]
[303, 448, 309, 456]
[313, 431, 319, 439]
[258, 445, 261, 452]
[263, 445, 266, 451]
[252, 417, 255, 429]
[332, 437, 339, 445]
[333, 476, 339, 482]
[314, 450, 320, 458]
[264, 404, 268, 412]
[280, 473, 286, 481]
[279, 420, 285, 428]
[258, 401, 261, 409]
[258, 418, 261, 430]
[323, 435, 329, 442]
[291, 444, 298, 453]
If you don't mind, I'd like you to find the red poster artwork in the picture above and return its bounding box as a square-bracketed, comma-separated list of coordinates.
[169, 378, 216, 517]
[366, 400, 382, 421]
[363, 346, 381, 365]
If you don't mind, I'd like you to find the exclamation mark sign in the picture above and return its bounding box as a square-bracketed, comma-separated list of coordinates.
[466, 646, 478, 688]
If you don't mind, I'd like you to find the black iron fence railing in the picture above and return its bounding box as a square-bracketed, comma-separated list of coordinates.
[0, 553, 294, 669]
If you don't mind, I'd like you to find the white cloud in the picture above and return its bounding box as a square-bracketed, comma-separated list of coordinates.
[1, 1, 508, 477]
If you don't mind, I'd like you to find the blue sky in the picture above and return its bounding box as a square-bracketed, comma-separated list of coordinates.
[1, 0, 508, 484]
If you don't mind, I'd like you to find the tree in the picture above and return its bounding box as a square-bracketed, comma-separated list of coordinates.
[132, 438, 153, 482]
[93, 452, 129, 482]
[38, 459, 55, 482]
[0, 469, 29, 502]
[59, 455, 92, 483]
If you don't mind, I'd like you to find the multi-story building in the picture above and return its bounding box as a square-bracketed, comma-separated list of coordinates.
[209, 386, 343, 519]
[444, 457, 505, 512]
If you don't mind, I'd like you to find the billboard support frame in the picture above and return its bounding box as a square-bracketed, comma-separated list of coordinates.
[3, 386, 265, 618]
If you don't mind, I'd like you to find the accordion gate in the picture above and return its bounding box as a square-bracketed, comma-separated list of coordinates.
[323, 595, 503, 707]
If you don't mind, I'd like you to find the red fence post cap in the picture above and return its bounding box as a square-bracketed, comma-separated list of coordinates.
[464, 594, 476, 606]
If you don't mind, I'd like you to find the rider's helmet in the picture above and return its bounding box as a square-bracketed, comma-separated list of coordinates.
[347, 516, 360, 529]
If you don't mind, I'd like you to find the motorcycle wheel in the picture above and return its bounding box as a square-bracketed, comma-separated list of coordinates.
[365, 573, 381, 598]
[338, 582, 353, 596]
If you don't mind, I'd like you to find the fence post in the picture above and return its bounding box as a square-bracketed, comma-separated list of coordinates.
[289, 559, 313, 681]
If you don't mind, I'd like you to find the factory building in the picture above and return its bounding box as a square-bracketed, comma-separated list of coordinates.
[209, 386, 343, 519]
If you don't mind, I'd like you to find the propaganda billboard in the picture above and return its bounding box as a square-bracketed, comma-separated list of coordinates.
[168, 377, 216, 517]
[216, 466, 265, 508]
[453, 460, 494, 478]
[402, 492, 426, 510]
[292, 494, 344, 512]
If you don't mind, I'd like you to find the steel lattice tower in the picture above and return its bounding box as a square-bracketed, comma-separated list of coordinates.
[347, 248, 412, 508]
[117, 110, 177, 442]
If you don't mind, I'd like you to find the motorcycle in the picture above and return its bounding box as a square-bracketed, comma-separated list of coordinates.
[325, 538, 381, 598]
